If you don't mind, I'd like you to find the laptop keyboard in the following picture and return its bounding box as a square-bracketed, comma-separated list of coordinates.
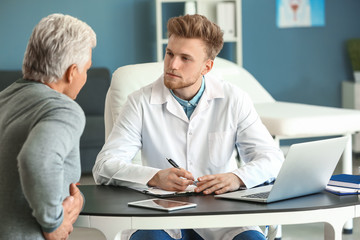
[242, 191, 270, 199]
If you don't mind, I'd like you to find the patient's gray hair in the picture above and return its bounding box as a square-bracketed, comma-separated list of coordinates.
[22, 13, 96, 83]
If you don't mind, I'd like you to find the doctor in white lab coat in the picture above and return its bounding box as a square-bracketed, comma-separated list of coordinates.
[93, 14, 284, 240]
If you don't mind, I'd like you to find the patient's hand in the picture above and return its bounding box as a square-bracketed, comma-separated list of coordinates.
[43, 183, 83, 240]
[43, 196, 75, 240]
[147, 168, 195, 191]
[195, 173, 244, 195]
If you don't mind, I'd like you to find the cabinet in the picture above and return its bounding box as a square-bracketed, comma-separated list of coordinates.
[342, 81, 360, 153]
[155, 0, 242, 66]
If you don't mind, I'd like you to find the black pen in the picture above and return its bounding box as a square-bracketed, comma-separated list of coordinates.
[166, 158, 198, 186]
[166, 158, 180, 169]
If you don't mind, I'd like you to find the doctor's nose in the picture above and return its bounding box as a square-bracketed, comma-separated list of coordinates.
[169, 57, 181, 70]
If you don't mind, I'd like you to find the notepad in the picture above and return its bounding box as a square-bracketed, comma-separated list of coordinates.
[129, 184, 198, 197]
[325, 185, 360, 195]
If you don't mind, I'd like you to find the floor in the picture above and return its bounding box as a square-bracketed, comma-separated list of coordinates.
[70, 153, 360, 240]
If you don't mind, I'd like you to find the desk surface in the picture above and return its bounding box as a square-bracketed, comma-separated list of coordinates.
[79, 185, 360, 217]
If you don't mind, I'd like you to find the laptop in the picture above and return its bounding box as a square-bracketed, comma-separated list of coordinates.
[215, 136, 349, 203]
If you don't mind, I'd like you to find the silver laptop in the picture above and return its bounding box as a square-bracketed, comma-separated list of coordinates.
[215, 136, 349, 203]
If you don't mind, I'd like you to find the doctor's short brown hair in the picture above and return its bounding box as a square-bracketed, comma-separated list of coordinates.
[167, 14, 224, 60]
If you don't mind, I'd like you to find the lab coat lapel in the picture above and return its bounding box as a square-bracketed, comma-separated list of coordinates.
[190, 72, 225, 119]
[166, 98, 189, 122]
[150, 75, 189, 123]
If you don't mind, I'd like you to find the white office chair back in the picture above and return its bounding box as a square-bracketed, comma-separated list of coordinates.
[213, 58, 274, 104]
[105, 57, 274, 139]
[104, 62, 163, 138]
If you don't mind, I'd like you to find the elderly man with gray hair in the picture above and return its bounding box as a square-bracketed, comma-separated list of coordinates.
[0, 13, 96, 239]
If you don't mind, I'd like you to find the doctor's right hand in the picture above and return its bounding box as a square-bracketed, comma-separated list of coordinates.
[147, 168, 195, 191]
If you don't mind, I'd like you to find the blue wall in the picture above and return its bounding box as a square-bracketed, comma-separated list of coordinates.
[1, 0, 360, 107]
[243, 0, 360, 107]
[0, 0, 157, 72]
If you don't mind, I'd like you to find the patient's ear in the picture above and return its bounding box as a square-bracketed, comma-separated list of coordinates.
[65, 64, 78, 84]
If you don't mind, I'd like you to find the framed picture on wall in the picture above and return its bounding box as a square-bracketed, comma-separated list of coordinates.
[276, 0, 325, 28]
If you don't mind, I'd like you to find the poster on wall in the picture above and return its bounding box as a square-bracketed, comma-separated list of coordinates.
[276, 0, 325, 28]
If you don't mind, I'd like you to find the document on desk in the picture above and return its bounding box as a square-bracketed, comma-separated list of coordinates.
[129, 184, 197, 197]
[325, 185, 360, 195]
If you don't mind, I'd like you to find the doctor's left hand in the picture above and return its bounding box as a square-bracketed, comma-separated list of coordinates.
[147, 168, 195, 191]
[195, 173, 244, 195]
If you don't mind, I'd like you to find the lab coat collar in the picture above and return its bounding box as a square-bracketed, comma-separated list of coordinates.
[150, 72, 225, 121]
[198, 71, 225, 104]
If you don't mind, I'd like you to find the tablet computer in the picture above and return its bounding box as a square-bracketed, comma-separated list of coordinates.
[128, 198, 197, 212]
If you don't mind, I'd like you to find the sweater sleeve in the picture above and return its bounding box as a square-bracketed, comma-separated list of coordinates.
[17, 101, 85, 232]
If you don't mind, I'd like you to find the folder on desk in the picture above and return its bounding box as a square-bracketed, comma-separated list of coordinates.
[328, 174, 360, 189]
[129, 184, 198, 197]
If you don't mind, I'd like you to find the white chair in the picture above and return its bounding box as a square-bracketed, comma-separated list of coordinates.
[105, 57, 360, 237]
[104, 62, 163, 139]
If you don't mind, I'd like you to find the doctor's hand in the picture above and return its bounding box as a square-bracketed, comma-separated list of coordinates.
[147, 168, 195, 191]
[194, 173, 244, 195]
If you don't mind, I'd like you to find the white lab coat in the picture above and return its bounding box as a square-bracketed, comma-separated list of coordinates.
[93, 73, 284, 240]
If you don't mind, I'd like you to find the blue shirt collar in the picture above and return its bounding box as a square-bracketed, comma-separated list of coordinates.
[170, 76, 205, 118]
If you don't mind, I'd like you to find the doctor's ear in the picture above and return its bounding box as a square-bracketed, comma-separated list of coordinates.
[201, 59, 213, 76]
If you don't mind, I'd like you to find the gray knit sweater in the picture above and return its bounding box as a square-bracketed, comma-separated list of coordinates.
[0, 79, 85, 239]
